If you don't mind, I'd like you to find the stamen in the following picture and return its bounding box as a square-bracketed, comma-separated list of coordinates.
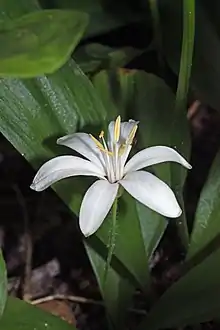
[127, 125, 138, 145]
[99, 130, 104, 139]
[114, 116, 121, 143]
[89, 134, 113, 156]
[89, 134, 104, 150]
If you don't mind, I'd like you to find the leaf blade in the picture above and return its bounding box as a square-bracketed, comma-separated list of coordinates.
[0, 10, 88, 77]
[187, 150, 220, 260]
[138, 247, 220, 330]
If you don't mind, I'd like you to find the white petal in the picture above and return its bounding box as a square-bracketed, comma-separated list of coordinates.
[120, 171, 182, 218]
[107, 120, 115, 142]
[108, 119, 138, 145]
[30, 156, 105, 192]
[57, 133, 105, 171]
[79, 180, 119, 236]
[119, 145, 132, 174]
[124, 146, 192, 174]
[120, 120, 138, 142]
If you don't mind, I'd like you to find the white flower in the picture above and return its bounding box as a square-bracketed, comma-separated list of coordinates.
[30, 116, 191, 237]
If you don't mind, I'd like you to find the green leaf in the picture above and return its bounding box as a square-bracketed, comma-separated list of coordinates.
[0, 297, 77, 329]
[0, 60, 107, 166]
[138, 247, 220, 330]
[136, 203, 167, 259]
[159, 0, 220, 111]
[74, 43, 142, 74]
[0, 250, 7, 318]
[0, 0, 40, 17]
[0, 9, 88, 77]
[42, 0, 144, 38]
[187, 150, 220, 260]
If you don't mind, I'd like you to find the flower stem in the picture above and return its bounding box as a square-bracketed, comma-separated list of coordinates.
[176, 191, 190, 251]
[148, 0, 163, 69]
[173, 0, 195, 251]
[103, 197, 118, 286]
[175, 0, 195, 111]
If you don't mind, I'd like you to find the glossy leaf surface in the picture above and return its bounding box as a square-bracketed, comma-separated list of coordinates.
[0, 10, 88, 77]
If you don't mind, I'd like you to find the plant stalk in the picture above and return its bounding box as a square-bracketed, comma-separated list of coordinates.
[148, 0, 163, 68]
[174, 0, 195, 250]
[103, 197, 118, 286]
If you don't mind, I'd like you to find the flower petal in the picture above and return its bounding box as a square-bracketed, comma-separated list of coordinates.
[57, 133, 105, 171]
[108, 119, 138, 146]
[79, 180, 119, 236]
[119, 145, 132, 176]
[124, 146, 192, 174]
[120, 171, 182, 218]
[120, 120, 139, 142]
[30, 156, 105, 192]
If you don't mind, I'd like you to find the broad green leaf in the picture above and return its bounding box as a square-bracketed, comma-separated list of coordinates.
[0, 60, 107, 166]
[0, 0, 39, 17]
[136, 203, 167, 259]
[159, 0, 220, 111]
[0, 10, 88, 77]
[74, 43, 142, 74]
[187, 150, 220, 260]
[0, 297, 77, 329]
[0, 250, 7, 318]
[41, 0, 144, 38]
[138, 247, 220, 330]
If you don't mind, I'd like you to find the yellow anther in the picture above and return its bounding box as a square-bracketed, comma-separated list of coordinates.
[89, 134, 104, 150]
[105, 150, 114, 156]
[98, 146, 113, 156]
[127, 125, 138, 145]
[99, 130, 104, 139]
[90, 134, 113, 156]
[114, 115, 121, 143]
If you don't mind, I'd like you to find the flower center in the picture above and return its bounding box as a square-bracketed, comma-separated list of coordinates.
[90, 116, 137, 183]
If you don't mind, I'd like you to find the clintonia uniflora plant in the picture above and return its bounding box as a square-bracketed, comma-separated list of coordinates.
[31, 116, 191, 237]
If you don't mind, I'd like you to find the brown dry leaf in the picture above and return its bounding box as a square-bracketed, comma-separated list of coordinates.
[37, 299, 76, 325]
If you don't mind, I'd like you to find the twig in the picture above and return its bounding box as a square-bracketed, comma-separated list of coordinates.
[31, 294, 147, 316]
[187, 100, 201, 120]
[31, 294, 103, 306]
